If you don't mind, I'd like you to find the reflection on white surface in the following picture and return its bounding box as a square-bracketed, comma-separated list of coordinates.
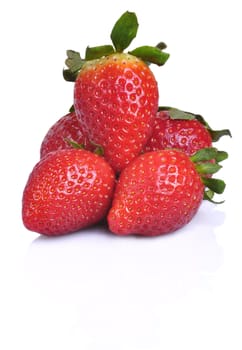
[24, 201, 225, 349]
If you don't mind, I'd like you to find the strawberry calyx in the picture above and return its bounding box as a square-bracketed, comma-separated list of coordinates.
[64, 138, 85, 149]
[129, 45, 169, 66]
[64, 138, 104, 156]
[158, 106, 232, 142]
[111, 11, 139, 52]
[69, 104, 75, 113]
[89, 141, 104, 156]
[63, 11, 169, 82]
[190, 147, 227, 203]
[63, 50, 84, 82]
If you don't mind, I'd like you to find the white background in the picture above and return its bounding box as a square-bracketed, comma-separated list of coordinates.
[0, 0, 241, 349]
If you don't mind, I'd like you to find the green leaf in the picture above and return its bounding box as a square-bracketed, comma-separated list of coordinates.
[85, 45, 115, 60]
[94, 146, 104, 157]
[204, 189, 214, 200]
[65, 50, 85, 71]
[69, 105, 75, 113]
[63, 69, 78, 82]
[111, 11, 138, 52]
[203, 190, 225, 204]
[159, 106, 198, 120]
[215, 150, 228, 162]
[156, 42, 167, 50]
[202, 177, 226, 194]
[63, 50, 85, 82]
[158, 106, 172, 112]
[193, 113, 211, 129]
[166, 107, 195, 120]
[129, 46, 170, 66]
[195, 162, 222, 175]
[190, 147, 218, 163]
[90, 140, 104, 156]
[64, 139, 84, 149]
[194, 114, 232, 142]
[135, 42, 170, 66]
[209, 128, 232, 141]
[158, 107, 232, 142]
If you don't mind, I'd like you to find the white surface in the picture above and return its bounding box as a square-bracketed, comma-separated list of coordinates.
[0, 1, 241, 349]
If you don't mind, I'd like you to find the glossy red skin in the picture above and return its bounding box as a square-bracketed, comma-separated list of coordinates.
[22, 149, 115, 236]
[108, 150, 204, 236]
[74, 53, 159, 173]
[144, 110, 212, 156]
[40, 112, 94, 158]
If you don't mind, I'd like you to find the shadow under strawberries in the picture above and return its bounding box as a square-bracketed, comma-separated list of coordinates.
[24, 200, 225, 348]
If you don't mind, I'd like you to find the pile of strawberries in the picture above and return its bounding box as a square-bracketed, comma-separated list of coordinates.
[22, 12, 231, 237]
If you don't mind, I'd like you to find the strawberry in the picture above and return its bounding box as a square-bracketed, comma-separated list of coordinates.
[63, 11, 169, 172]
[73, 52, 159, 173]
[22, 149, 115, 236]
[144, 110, 212, 155]
[107, 148, 227, 236]
[40, 110, 94, 159]
[144, 108, 231, 156]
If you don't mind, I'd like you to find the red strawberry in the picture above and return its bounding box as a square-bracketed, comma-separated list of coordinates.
[144, 107, 231, 156]
[144, 110, 212, 156]
[22, 149, 115, 236]
[108, 148, 226, 236]
[40, 111, 94, 158]
[74, 53, 159, 172]
[63, 12, 169, 172]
